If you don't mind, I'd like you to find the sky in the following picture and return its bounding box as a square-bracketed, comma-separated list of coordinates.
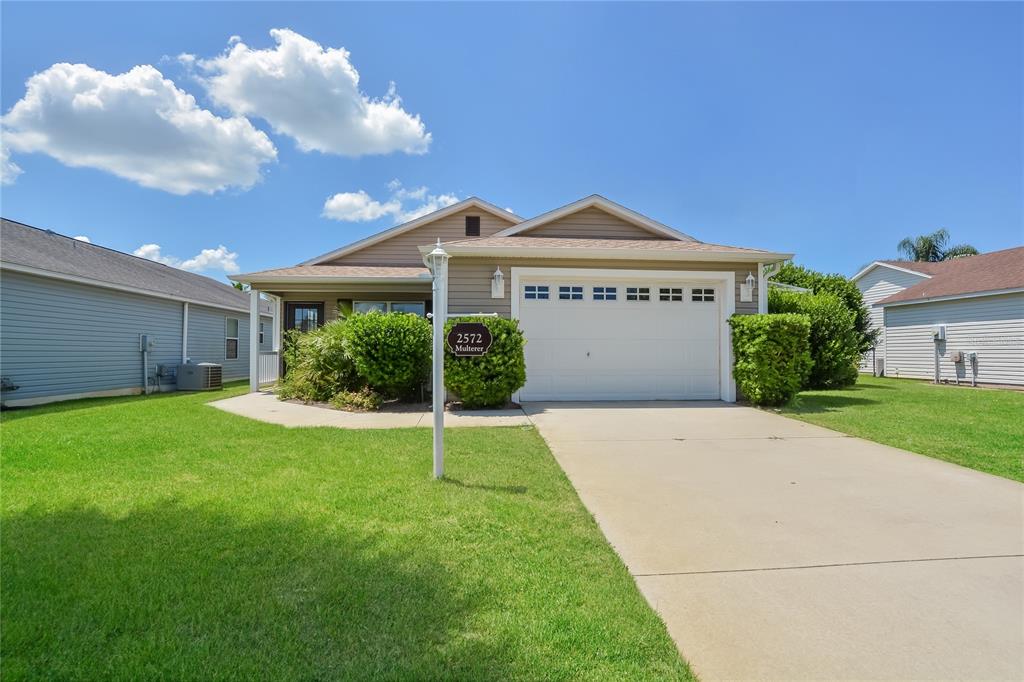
[2, 1, 1021, 282]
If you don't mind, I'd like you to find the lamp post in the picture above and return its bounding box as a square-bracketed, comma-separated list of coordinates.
[426, 241, 449, 479]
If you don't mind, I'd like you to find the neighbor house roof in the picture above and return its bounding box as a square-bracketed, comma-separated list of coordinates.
[851, 259, 945, 281]
[234, 264, 431, 284]
[1, 218, 266, 313]
[492, 194, 696, 241]
[425, 235, 791, 262]
[875, 246, 1024, 306]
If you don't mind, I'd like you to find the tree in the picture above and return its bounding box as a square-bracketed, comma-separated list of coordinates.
[896, 229, 978, 262]
[771, 263, 878, 355]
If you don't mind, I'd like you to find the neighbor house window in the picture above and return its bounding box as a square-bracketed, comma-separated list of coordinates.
[524, 285, 549, 300]
[353, 301, 426, 316]
[259, 322, 265, 345]
[593, 286, 617, 301]
[558, 286, 584, 300]
[225, 318, 239, 359]
[626, 287, 650, 302]
[692, 288, 716, 302]
[659, 287, 684, 302]
[465, 216, 481, 236]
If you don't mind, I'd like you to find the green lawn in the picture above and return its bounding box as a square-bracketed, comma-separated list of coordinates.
[781, 376, 1024, 482]
[1, 385, 691, 681]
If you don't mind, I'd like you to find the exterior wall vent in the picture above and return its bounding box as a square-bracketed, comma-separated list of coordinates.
[465, 216, 481, 236]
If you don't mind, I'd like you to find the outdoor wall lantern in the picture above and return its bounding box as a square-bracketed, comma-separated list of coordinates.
[491, 267, 505, 299]
[740, 271, 756, 302]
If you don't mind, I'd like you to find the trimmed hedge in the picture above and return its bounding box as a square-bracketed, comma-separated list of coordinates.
[769, 289, 861, 389]
[342, 312, 432, 398]
[729, 313, 812, 406]
[277, 321, 361, 402]
[444, 316, 527, 409]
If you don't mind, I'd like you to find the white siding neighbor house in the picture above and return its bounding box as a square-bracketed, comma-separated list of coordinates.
[852, 247, 1024, 386]
[1, 219, 276, 407]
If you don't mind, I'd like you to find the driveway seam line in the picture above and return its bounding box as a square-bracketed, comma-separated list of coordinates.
[632, 553, 1024, 577]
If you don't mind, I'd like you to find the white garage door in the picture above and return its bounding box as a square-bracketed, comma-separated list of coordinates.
[516, 274, 722, 401]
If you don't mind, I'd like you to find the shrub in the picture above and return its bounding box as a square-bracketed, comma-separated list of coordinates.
[342, 312, 432, 398]
[729, 314, 812, 406]
[330, 387, 384, 412]
[444, 316, 527, 409]
[769, 289, 861, 389]
[773, 262, 878, 354]
[277, 321, 361, 402]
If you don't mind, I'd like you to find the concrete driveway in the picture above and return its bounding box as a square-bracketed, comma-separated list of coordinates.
[524, 402, 1024, 681]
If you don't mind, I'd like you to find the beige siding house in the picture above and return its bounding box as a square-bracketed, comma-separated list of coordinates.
[235, 195, 792, 401]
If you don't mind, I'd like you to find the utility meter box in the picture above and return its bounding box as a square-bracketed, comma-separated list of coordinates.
[932, 325, 946, 341]
[951, 350, 964, 363]
[139, 334, 155, 351]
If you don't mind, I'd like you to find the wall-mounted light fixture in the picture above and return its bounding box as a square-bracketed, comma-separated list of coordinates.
[740, 271, 756, 302]
[491, 267, 505, 299]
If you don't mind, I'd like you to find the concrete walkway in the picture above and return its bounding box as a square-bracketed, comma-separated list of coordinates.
[524, 401, 1024, 681]
[210, 390, 532, 428]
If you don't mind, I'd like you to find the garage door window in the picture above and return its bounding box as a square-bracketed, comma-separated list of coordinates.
[593, 286, 617, 301]
[692, 288, 716, 302]
[626, 287, 650, 302]
[524, 285, 549, 300]
[558, 286, 583, 301]
[659, 287, 684, 302]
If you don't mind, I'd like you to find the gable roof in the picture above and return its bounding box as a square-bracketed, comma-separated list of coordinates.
[851, 260, 937, 281]
[493, 194, 695, 241]
[1, 218, 265, 313]
[875, 247, 1024, 306]
[302, 197, 523, 266]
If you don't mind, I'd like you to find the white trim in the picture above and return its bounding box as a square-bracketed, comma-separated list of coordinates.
[509, 267, 736, 403]
[272, 295, 283, 353]
[757, 263, 767, 314]
[878, 287, 1024, 308]
[301, 197, 523, 266]
[181, 302, 189, 363]
[768, 281, 812, 293]
[2, 261, 251, 313]
[2, 385, 172, 408]
[851, 261, 933, 282]
[232, 274, 431, 285]
[249, 290, 260, 392]
[493, 194, 695, 241]
[420, 243, 791, 263]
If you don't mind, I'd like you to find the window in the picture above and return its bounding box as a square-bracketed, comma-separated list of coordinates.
[558, 285, 584, 300]
[524, 285, 550, 300]
[353, 301, 426, 315]
[225, 318, 239, 359]
[593, 286, 617, 301]
[659, 287, 684, 302]
[465, 215, 481, 236]
[692, 288, 716, 302]
[285, 303, 324, 332]
[259, 322, 265, 345]
[626, 287, 650, 302]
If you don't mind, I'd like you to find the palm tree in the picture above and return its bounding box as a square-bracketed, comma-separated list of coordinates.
[897, 229, 979, 262]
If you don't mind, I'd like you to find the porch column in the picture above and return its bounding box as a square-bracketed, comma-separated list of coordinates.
[272, 295, 283, 352]
[249, 289, 260, 392]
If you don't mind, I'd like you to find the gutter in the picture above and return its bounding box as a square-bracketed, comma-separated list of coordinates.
[418, 244, 794, 263]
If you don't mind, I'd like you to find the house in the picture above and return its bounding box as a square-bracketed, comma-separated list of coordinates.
[852, 247, 1024, 386]
[233, 195, 792, 402]
[0, 218, 276, 406]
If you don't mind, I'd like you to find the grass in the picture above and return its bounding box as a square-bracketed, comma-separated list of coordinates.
[1, 384, 691, 681]
[781, 375, 1024, 482]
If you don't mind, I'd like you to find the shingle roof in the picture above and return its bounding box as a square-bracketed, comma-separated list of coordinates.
[236, 264, 431, 280]
[440, 235, 781, 255]
[1, 218, 267, 312]
[876, 247, 1024, 305]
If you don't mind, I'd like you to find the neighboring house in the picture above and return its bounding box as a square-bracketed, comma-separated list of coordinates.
[852, 247, 1024, 385]
[234, 194, 791, 402]
[0, 219, 275, 406]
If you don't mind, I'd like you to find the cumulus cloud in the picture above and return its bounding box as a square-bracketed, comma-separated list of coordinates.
[1, 144, 22, 186]
[1, 63, 277, 194]
[198, 29, 431, 157]
[134, 243, 240, 274]
[72, 235, 91, 243]
[323, 181, 458, 224]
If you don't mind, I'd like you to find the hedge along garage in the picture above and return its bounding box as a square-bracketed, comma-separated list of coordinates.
[511, 268, 736, 401]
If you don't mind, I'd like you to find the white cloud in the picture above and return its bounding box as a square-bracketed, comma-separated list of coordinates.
[1, 62, 277, 194]
[198, 29, 431, 157]
[72, 235, 91, 243]
[322, 181, 458, 224]
[1, 144, 22, 186]
[133, 243, 240, 274]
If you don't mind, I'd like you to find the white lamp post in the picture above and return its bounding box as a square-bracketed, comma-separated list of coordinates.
[426, 240, 449, 479]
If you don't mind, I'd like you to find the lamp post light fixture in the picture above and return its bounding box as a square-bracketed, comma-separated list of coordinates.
[740, 271, 756, 303]
[426, 240, 450, 479]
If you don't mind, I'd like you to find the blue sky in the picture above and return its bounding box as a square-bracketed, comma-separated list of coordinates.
[2, 2, 1021, 281]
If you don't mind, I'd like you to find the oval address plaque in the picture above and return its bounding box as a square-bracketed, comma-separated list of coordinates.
[446, 322, 493, 357]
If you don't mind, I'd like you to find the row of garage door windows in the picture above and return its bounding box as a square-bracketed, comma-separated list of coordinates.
[523, 285, 716, 303]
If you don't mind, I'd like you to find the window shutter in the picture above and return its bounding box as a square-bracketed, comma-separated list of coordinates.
[465, 216, 481, 236]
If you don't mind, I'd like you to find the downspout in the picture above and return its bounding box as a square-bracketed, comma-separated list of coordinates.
[181, 302, 189, 364]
